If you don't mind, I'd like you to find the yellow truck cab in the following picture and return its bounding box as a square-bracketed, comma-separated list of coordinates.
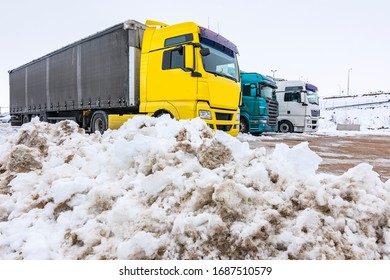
[9, 19, 241, 136]
[139, 20, 240, 135]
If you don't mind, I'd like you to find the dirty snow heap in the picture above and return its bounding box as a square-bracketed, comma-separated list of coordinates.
[0, 116, 389, 259]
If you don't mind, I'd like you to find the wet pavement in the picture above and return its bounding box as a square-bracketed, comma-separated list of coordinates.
[244, 133, 390, 182]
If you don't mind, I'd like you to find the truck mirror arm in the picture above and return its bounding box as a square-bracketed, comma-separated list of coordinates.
[191, 72, 202, 77]
[179, 67, 201, 77]
[192, 42, 210, 56]
[182, 43, 203, 77]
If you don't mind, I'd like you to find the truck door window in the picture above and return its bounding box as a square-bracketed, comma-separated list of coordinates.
[284, 86, 303, 102]
[284, 92, 301, 103]
[162, 47, 184, 70]
[243, 84, 251, 96]
[243, 83, 257, 96]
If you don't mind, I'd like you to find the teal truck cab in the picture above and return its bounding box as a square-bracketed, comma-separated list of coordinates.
[239, 72, 279, 134]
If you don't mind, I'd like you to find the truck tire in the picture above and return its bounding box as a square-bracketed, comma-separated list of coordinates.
[153, 110, 173, 118]
[22, 114, 30, 124]
[91, 111, 108, 134]
[39, 112, 47, 122]
[240, 117, 249, 134]
[278, 120, 293, 133]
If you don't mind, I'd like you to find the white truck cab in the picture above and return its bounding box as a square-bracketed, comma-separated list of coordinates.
[275, 80, 320, 133]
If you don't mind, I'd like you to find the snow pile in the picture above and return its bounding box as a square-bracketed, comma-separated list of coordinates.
[0, 117, 390, 260]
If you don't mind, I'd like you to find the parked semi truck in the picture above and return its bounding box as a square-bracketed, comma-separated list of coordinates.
[9, 19, 241, 135]
[239, 72, 278, 134]
[275, 79, 320, 133]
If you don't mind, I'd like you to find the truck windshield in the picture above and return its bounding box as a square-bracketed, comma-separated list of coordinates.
[260, 85, 276, 100]
[307, 90, 319, 105]
[201, 44, 239, 82]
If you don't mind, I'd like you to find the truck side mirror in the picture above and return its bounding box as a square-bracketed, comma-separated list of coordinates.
[184, 45, 195, 71]
[250, 84, 258, 96]
[200, 48, 210, 56]
[300, 91, 308, 106]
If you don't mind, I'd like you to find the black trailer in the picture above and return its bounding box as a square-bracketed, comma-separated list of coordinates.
[9, 20, 145, 132]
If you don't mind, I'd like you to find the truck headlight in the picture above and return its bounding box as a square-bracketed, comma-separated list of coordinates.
[199, 110, 212, 120]
[236, 113, 240, 121]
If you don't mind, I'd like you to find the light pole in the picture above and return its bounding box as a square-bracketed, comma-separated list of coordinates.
[347, 68, 352, 95]
[271, 69, 277, 78]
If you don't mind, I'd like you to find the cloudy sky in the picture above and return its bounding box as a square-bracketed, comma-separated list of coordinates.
[1, 0, 389, 110]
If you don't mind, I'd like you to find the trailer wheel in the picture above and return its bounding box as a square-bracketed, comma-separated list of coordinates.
[91, 111, 108, 134]
[22, 114, 30, 124]
[239, 117, 249, 134]
[278, 120, 293, 133]
[39, 112, 47, 122]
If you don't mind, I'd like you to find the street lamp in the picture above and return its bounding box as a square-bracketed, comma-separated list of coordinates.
[271, 69, 277, 78]
[347, 68, 352, 95]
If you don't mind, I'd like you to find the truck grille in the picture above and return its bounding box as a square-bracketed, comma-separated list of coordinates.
[215, 113, 232, 121]
[266, 99, 279, 127]
[216, 125, 232, 131]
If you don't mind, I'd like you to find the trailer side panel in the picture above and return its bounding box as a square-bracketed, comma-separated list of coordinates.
[80, 28, 129, 108]
[10, 25, 131, 114]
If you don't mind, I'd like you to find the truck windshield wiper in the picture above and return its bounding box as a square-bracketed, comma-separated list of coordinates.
[207, 70, 237, 82]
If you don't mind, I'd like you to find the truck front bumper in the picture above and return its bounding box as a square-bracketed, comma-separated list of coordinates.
[197, 103, 240, 137]
[249, 119, 278, 133]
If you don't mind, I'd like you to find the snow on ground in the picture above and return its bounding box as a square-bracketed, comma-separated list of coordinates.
[321, 93, 390, 109]
[319, 93, 390, 133]
[0, 116, 389, 260]
[320, 106, 390, 133]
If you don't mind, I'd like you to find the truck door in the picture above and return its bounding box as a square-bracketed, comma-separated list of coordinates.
[241, 83, 259, 116]
[284, 90, 305, 127]
[145, 44, 197, 119]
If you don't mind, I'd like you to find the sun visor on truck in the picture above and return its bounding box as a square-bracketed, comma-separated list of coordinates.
[305, 83, 318, 92]
[199, 27, 239, 55]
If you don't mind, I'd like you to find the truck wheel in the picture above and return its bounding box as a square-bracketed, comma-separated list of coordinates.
[91, 111, 108, 134]
[153, 110, 173, 118]
[240, 117, 249, 134]
[278, 120, 293, 133]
